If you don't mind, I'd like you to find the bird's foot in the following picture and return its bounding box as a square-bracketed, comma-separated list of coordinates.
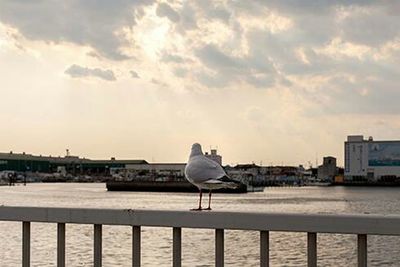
[204, 207, 212, 210]
[190, 207, 203, 211]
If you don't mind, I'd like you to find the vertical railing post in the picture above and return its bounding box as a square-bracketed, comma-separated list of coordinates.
[22, 221, 31, 267]
[307, 232, 317, 267]
[57, 223, 66, 267]
[260, 231, 269, 267]
[173, 227, 182, 267]
[215, 229, 224, 267]
[94, 224, 102, 267]
[358, 234, 367, 267]
[133, 226, 141, 267]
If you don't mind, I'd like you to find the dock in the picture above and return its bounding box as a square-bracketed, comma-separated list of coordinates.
[106, 181, 247, 193]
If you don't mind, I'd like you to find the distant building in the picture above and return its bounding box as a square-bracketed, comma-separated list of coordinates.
[345, 135, 400, 181]
[317, 156, 337, 181]
[122, 163, 186, 181]
[205, 149, 222, 165]
[0, 151, 147, 175]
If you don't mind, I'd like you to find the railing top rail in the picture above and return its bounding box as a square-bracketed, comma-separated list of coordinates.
[0, 206, 399, 235]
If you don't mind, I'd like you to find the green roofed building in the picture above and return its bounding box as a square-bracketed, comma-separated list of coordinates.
[0, 151, 148, 175]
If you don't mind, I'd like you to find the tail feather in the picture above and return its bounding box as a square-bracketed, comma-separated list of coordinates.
[203, 175, 242, 189]
[219, 175, 241, 188]
[225, 182, 239, 189]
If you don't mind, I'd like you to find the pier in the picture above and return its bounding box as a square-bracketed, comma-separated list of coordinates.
[0, 206, 399, 266]
[106, 181, 248, 193]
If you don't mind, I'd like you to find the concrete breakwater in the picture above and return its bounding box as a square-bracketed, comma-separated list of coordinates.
[106, 181, 247, 193]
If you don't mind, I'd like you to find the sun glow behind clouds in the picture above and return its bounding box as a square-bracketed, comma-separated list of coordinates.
[135, 8, 170, 60]
[0, 24, 14, 52]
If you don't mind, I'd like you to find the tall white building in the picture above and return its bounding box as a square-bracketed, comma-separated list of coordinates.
[345, 135, 400, 181]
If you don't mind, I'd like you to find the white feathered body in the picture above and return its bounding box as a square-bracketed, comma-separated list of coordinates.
[185, 144, 238, 190]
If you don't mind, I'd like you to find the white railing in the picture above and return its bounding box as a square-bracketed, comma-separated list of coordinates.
[0, 206, 400, 267]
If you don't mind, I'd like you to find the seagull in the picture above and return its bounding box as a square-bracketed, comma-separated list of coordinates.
[185, 143, 239, 210]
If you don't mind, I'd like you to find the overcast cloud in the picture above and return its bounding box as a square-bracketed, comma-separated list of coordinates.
[65, 64, 116, 81]
[0, 0, 155, 60]
[1, 0, 400, 164]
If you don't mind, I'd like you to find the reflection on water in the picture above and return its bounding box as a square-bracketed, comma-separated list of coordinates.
[0, 183, 400, 266]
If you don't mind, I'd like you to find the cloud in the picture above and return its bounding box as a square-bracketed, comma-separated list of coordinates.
[173, 67, 187, 77]
[2, 0, 400, 114]
[196, 71, 230, 88]
[194, 1, 231, 23]
[161, 53, 185, 63]
[339, 6, 400, 46]
[150, 78, 167, 87]
[196, 44, 241, 70]
[65, 64, 116, 81]
[156, 3, 180, 23]
[0, 0, 155, 60]
[178, 2, 198, 30]
[3, 0, 400, 166]
[249, 0, 375, 15]
[130, 71, 140, 78]
[194, 43, 276, 88]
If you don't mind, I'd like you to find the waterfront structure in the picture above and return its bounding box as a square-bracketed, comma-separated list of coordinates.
[111, 148, 223, 181]
[225, 164, 306, 186]
[120, 163, 186, 181]
[317, 156, 337, 181]
[345, 135, 400, 181]
[0, 151, 147, 175]
[1, 148, 311, 186]
[0, 148, 223, 177]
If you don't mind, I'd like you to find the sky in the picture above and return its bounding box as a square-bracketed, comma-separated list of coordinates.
[0, 1, 400, 167]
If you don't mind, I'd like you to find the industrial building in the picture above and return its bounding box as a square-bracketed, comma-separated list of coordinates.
[0, 148, 223, 182]
[117, 163, 186, 181]
[345, 135, 400, 181]
[0, 151, 147, 176]
[113, 149, 223, 181]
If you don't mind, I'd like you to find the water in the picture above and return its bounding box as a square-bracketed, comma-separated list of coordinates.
[0, 183, 399, 266]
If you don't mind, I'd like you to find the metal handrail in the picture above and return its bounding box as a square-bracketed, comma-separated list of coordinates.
[0, 206, 399, 234]
[0, 206, 399, 267]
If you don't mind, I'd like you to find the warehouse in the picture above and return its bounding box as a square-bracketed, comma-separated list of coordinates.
[0, 151, 147, 176]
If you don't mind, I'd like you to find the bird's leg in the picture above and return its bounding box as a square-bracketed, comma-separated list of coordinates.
[199, 189, 203, 209]
[204, 190, 212, 210]
[191, 189, 203, 211]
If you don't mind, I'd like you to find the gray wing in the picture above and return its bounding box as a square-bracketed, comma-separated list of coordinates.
[185, 156, 226, 183]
